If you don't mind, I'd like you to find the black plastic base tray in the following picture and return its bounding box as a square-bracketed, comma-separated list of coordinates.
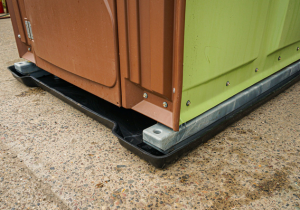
[8, 65, 300, 168]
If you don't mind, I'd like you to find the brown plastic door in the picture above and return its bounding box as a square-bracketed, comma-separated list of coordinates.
[8, 0, 185, 129]
[24, 0, 119, 88]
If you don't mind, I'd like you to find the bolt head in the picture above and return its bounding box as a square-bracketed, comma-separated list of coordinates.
[255, 68, 259, 72]
[186, 100, 191, 106]
[18, 34, 21, 38]
[278, 56, 281, 60]
[226, 81, 230, 86]
[163, 102, 168, 108]
[297, 47, 299, 51]
[143, 93, 148, 99]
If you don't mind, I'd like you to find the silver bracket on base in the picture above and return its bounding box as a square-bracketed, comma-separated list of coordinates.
[14, 62, 49, 78]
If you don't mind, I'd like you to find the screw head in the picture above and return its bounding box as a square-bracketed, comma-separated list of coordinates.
[143, 93, 148, 99]
[226, 81, 230, 86]
[297, 47, 299, 51]
[255, 68, 259, 72]
[278, 56, 281, 60]
[163, 102, 168, 108]
[28, 48, 31, 51]
[18, 34, 21, 39]
[186, 100, 191, 106]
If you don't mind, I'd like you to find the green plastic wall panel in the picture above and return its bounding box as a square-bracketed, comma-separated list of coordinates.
[180, 0, 300, 124]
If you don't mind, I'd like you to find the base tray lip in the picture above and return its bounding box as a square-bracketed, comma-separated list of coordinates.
[8, 63, 300, 168]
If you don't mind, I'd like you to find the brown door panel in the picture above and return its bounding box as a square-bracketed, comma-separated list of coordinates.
[20, 0, 122, 106]
[24, 0, 119, 88]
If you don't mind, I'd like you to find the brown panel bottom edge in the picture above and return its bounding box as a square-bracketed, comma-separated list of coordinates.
[122, 79, 175, 129]
[132, 100, 173, 129]
[35, 57, 122, 107]
[22, 51, 35, 63]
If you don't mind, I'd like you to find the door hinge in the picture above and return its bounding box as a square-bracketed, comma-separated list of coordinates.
[25, 20, 34, 40]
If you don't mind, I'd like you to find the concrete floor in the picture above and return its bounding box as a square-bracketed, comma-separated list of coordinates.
[1, 18, 300, 210]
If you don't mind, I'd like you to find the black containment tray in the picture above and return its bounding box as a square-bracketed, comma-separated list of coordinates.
[8, 65, 300, 168]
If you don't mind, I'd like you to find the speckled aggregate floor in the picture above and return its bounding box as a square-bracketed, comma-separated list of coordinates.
[1, 19, 300, 210]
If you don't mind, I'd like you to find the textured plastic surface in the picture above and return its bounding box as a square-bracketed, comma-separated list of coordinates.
[181, 0, 300, 124]
[144, 61, 300, 151]
[8, 62, 300, 168]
